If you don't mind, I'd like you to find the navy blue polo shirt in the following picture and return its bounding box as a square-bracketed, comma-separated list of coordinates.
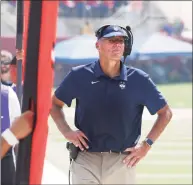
[55, 61, 167, 152]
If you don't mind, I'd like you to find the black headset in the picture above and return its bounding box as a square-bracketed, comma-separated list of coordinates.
[95, 25, 133, 60]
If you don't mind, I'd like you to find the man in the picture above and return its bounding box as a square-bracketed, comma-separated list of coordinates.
[1, 111, 34, 159]
[0, 49, 23, 90]
[50, 25, 173, 184]
[1, 49, 24, 185]
[0, 49, 23, 87]
[1, 50, 13, 83]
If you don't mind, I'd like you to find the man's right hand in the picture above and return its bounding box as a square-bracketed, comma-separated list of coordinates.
[16, 49, 24, 61]
[64, 130, 89, 151]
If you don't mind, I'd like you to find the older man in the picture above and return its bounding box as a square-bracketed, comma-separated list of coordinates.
[50, 25, 172, 184]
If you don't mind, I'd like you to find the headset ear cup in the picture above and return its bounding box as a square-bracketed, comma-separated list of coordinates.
[122, 26, 133, 57]
[124, 38, 132, 56]
[124, 48, 131, 56]
[128, 48, 131, 55]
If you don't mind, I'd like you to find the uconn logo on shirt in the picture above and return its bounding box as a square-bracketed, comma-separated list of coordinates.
[119, 81, 126, 90]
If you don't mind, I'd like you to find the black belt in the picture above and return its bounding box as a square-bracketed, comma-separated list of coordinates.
[83, 150, 131, 155]
[111, 150, 131, 155]
[101, 150, 131, 155]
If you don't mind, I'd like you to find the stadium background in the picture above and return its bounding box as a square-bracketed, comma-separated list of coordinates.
[1, 1, 192, 184]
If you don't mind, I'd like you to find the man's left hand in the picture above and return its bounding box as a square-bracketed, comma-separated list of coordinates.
[123, 141, 151, 167]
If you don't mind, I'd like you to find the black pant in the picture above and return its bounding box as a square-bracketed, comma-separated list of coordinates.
[1, 151, 15, 185]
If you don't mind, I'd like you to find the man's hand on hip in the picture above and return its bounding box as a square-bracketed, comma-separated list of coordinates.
[64, 130, 89, 151]
[123, 142, 151, 167]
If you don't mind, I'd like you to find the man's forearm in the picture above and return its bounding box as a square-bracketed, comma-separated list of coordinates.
[50, 105, 72, 137]
[146, 110, 172, 143]
[1, 137, 11, 159]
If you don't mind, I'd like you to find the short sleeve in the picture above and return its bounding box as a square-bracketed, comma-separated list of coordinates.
[8, 87, 21, 124]
[142, 76, 167, 115]
[54, 70, 76, 107]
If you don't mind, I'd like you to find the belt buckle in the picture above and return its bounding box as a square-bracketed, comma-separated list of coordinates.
[110, 150, 122, 155]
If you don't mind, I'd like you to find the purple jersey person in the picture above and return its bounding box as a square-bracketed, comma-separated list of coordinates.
[1, 50, 21, 185]
[1, 84, 21, 132]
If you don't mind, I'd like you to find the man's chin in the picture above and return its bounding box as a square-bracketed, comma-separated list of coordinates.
[110, 57, 122, 61]
[111, 54, 123, 59]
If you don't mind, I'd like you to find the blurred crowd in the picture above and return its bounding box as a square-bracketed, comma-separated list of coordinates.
[59, 0, 130, 18]
[9, 0, 143, 18]
[128, 57, 192, 84]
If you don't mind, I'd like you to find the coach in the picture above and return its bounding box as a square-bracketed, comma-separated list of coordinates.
[50, 25, 172, 184]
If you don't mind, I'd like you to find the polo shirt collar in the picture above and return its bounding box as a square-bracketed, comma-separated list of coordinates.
[94, 60, 127, 81]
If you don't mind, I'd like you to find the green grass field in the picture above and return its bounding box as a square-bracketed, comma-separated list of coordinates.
[157, 83, 192, 108]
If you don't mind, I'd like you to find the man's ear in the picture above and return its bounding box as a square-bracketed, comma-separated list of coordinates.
[96, 41, 99, 50]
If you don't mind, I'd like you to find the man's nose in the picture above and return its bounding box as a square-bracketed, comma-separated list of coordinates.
[113, 42, 122, 47]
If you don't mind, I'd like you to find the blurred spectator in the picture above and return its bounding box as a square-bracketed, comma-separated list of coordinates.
[101, 1, 114, 17]
[86, 1, 100, 17]
[172, 18, 184, 36]
[59, 1, 76, 17]
[131, 1, 143, 13]
[75, 0, 87, 18]
[80, 21, 94, 35]
[160, 22, 174, 36]
[1, 50, 13, 83]
[160, 18, 185, 37]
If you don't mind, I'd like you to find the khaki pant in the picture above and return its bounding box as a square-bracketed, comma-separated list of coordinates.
[70, 151, 136, 184]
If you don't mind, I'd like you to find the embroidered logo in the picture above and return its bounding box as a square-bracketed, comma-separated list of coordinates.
[91, 81, 100, 84]
[113, 26, 119, 31]
[119, 81, 126, 90]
